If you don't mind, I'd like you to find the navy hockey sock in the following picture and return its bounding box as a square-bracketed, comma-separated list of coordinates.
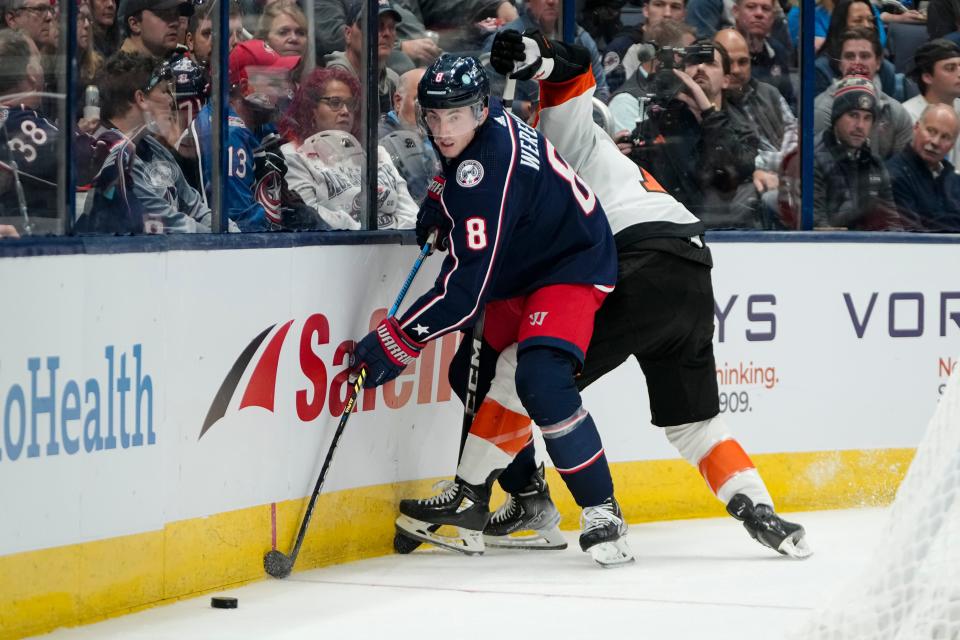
[541, 409, 612, 507]
[515, 347, 613, 507]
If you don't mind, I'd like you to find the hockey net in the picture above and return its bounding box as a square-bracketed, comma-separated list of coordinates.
[792, 365, 960, 640]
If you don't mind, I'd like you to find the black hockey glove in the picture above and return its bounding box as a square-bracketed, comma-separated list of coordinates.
[490, 29, 554, 81]
[351, 317, 425, 388]
[415, 175, 451, 254]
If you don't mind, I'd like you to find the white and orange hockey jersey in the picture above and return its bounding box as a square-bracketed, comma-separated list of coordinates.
[536, 70, 706, 245]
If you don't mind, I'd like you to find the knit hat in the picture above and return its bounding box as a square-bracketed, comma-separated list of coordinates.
[909, 38, 960, 83]
[831, 75, 878, 124]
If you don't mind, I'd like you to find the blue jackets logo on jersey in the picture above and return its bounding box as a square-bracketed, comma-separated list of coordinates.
[455, 160, 484, 187]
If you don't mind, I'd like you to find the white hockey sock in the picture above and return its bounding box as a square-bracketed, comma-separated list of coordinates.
[664, 417, 773, 509]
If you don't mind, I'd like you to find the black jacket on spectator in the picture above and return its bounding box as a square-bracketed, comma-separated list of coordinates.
[887, 146, 960, 231]
[813, 129, 902, 230]
[724, 77, 794, 170]
[750, 38, 796, 113]
[631, 101, 759, 226]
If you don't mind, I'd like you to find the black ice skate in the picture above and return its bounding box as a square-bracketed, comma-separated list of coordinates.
[579, 496, 634, 568]
[484, 463, 567, 550]
[726, 494, 813, 559]
[394, 478, 491, 556]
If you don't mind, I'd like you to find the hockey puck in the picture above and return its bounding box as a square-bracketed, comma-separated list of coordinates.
[211, 597, 238, 609]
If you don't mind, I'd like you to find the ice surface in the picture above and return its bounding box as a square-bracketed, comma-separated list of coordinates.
[39, 508, 886, 640]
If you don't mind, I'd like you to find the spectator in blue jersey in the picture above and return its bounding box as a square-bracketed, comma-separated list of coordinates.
[484, 0, 611, 101]
[188, 39, 325, 231]
[74, 53, 212, 234]
[0, 30, 60, 222]
[888, 104, 960, 231]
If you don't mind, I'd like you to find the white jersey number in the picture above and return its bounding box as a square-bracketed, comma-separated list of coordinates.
[545, 140, 596, 214]
[465, 217, 488, 250]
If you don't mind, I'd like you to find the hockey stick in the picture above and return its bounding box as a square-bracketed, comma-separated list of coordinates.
[264, 231, 437, 579]
[502, 75, 517, 111]
[393, 307, 486, 554]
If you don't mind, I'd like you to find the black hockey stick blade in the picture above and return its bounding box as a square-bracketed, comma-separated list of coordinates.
[393, 530, 422, 554]
[263, 549, 293, 579]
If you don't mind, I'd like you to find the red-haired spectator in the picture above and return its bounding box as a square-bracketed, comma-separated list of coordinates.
[279, 67, 417, 230]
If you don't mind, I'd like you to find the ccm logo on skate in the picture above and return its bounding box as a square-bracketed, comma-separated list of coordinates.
[0, 345, 156, 464]
[200, 312, 458, 439]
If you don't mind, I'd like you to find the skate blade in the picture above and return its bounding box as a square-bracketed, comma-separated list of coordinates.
[484, 527, 568, 551]
[395, 515, 485, 556]
[588, 537, 635, 568]
[779, 533, 813, 559]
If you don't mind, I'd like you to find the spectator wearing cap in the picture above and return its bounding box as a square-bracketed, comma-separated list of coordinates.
[2, 0, 58, 55]
[887, 104, 960, 231]
[813, 76, 902, 230]
[485, 0, 610, 101]
[813, 28, 913, 160]
[187, 39, 309, 231]
[323, 0, 402, 115]
[902, 39, 960, 171]
[75, 52, 212, 234]
[118, 0, 193, 58]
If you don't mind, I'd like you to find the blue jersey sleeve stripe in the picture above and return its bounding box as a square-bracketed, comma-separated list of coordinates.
[401, 115, 519, 340]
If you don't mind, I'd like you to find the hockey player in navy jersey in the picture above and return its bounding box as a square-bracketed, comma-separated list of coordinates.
[351, 54, 634, 567]
[438, 30, 810, 559]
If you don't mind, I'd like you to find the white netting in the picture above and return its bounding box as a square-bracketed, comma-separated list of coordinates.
[792, 364, 960, 640]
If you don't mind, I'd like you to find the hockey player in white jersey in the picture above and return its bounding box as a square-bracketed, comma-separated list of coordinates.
[412, 30, 812, 560]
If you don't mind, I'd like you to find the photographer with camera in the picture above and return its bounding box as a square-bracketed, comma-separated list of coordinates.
[617, 39, 761, 228]
[608, 19, 696, 133]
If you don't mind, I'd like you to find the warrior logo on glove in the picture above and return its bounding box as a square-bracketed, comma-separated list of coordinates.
[352, 317, 425, 387]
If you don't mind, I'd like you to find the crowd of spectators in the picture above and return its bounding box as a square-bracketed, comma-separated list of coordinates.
[0, 0, 959, 236]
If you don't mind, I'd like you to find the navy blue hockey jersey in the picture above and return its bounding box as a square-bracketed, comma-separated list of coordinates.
[0, 105, 59, 219]
[398, 99, 617, 343]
